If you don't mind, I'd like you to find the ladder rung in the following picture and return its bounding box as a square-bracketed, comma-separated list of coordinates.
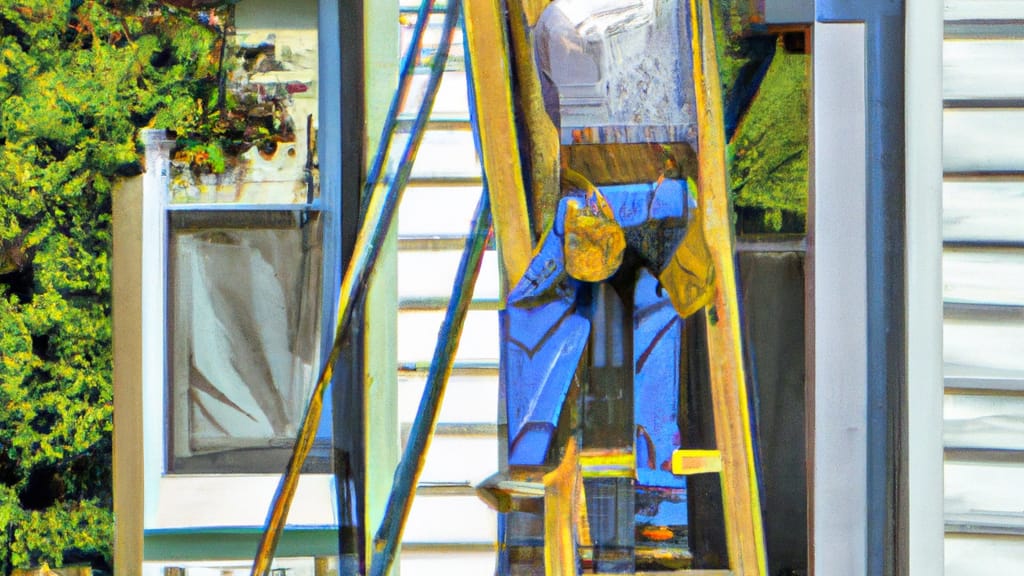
[396, 116, 472, 132]
[399, 296, 501, 311]
[580, 450, 635, 478]
[672, 449, 723, 475]
[398, 235, 495, 251]
[639, 572, 732, 576]
[579, 545, 693, 563]
[591, 571, 732, 576]
[398, 360, 498, 374]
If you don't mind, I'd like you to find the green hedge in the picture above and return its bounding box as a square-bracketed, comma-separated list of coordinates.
[0, 1, 223, 570]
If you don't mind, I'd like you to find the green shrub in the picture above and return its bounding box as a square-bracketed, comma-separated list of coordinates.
[0, 1, 224, 570]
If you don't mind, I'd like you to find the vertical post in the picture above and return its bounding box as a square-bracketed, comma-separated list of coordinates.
[362, 0, 399, 573]
[905, 0, 945, 572]
[812, 21, 868, 576]
[688, 0, 767, 573]
[112, 175, 145, 575]
[141, 131, 174, 533]
[331, 0, 368, 568]
[315, 556, 339, 576]
[462, 0, 534, 291]
[816, 0, 908, 572]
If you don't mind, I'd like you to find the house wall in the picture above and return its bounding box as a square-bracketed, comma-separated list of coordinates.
[941, 1, 1024, 572]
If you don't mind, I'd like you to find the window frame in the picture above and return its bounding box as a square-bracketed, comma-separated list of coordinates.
[164, 207, 331, 475]
[131, 0, 346, 561]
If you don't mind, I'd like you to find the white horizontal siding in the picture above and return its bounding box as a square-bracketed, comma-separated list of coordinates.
[943, 180, 1024, 243]
[945, 394, 1024, 450]
[944, 40, 1024, 101]
[943, 249, 1024, 305]
[394, 7, 501, 569]
[398, 186, 486, 237]
[397, 250, 501, 301]
[399, 550, 497, 576]
[399, 15, 466, 67]
[407, 434, 499, 485]
[401, 71, 471, 116]
[945, 461, 1024, 522]
[944, 0, 1024, 21]
[397, 310, 500, 365]
[943, 109, 1024, 173]
[403, 494, 498, 544]
[398, 374, 499, 424]
[944, 316, 1024, 380]
[943, 7, 1024, 567]
[946, 536, 1024, 576]
[401, 130, 481, 180]
[154, 475, 336, 529]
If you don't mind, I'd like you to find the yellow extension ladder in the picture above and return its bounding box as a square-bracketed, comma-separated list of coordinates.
[462, 0, 769, 574]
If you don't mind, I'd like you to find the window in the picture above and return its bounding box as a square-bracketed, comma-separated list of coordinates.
[168, 210, 325, 473]
[125, 1, 341, 564]
[159, 0, 334, 475]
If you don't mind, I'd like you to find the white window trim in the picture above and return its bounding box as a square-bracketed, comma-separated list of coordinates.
[139, 131, 339, 532]
[905, 0, 945, 573]
[812, 22, 868, 575]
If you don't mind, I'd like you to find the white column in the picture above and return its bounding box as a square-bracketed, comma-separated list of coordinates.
[905, 0, 945, 573]
[812, 22, 868, 576]
[141, 129, 174, 529]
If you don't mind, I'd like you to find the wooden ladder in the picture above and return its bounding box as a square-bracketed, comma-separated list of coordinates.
[462, 0, 769, 573]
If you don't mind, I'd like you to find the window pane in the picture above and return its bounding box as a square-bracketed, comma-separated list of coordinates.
[168, 211, 323, 472]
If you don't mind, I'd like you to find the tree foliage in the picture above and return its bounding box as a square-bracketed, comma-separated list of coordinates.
[0, 1, 223, 570]
[713, 0, 810, 234]
[729, 41, 809, 233]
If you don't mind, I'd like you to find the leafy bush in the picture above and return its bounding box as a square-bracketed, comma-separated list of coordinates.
[729, 41, 809, 234]
[713, 0, 810, 234]
[0, 1, 224, 570]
